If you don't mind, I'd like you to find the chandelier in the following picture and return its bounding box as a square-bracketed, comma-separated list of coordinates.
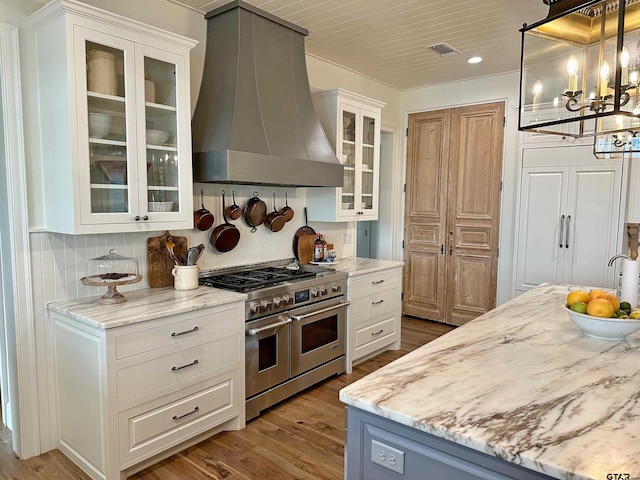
[519, 0, 640, 156]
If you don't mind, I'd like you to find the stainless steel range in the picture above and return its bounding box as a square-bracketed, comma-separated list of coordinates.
[199, 260, 348, 420]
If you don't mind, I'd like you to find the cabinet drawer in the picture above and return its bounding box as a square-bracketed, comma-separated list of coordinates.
[350, 287, 401, 324]
[354, 316, 397, 351]
[119, 371, 239, 468]
[349, 268, 402, 300]
[115, 304, 241, 359]
[116, 331, 239, 403]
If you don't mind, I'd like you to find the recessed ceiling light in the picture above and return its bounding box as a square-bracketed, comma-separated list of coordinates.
[468, 56, 483, 64]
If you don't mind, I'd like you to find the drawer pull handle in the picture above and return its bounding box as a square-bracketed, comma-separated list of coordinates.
[172, 406, 199, 421]
[371, 329, 384, 336]
[171, 326, 199, 337]
[372, 299, 384, 305]
[171, 359, 199, 372]
[372, 280, 385, 285]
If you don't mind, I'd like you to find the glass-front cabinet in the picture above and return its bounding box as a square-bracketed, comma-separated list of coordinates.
[308, 89, 385, 222]
[31, 0, 196, 234]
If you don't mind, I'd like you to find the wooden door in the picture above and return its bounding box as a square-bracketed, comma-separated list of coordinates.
[403, 102, 504, 326]
[403, 110, 450, 322]
[445, 102, 504, 324]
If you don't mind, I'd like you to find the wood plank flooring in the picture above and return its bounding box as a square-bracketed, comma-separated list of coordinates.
[0, 317, 454, 480]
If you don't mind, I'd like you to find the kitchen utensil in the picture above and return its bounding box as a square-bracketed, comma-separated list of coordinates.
[147, 231, 188, 287]
[265, 192, 286, 232]
[194, 189, 214, 231]
[225, 190, 242, 220]
[166, 240, 183, 265]
[279, 192, 294, 222]
[292, 207, 316, 260]
[211, 190, 241, 252]
[186, 244, 204, 266]
[244, 191, 267, 233]
[297, 235, 315, 265]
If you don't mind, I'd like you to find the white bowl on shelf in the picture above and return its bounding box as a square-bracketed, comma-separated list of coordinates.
[564, 305, 640, 341]
[88, 113, 113, 139]
[148, 201, 174, 212]
[146, 129, 170, 145]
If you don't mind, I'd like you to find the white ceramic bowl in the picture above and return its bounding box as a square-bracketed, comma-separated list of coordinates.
[146, 129, 170, 145]
[88, 113, 113, 139]
[148, 201, 174, 212]
[564, 305, 640, 341]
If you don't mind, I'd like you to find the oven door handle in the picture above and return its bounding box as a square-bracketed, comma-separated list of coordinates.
[246, 318, 292, 336]
[291, 301, 350, 321]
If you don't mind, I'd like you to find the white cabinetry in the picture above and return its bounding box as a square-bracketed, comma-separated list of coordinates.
[308, 89, 385, 222]
[50, 301, 245, 480]
[30, 0, 196, 234]
[515, 145, 623, 294]
[345, 266, 401, 373]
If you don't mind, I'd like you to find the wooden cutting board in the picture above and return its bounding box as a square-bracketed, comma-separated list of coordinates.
[147, 231, 188, 287]
[297, 235, 316, 265]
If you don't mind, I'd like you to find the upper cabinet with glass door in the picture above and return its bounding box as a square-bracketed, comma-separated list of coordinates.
[308, 89, 385, 222]
[30, 0, 197, 234]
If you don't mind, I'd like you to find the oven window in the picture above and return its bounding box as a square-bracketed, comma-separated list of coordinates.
[301, 315, 338, 353]
[258, 335, 278, 371]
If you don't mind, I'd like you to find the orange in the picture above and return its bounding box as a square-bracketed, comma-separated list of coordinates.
[595, 292, 620, 313]
[586, 298, 615, 318]
[588, 289, 607, 301]
[566, 290, 590, 307]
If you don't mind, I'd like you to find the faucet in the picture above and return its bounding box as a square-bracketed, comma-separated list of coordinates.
[608, 253, 632, 267]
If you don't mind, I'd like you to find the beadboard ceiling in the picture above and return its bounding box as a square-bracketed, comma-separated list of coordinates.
[170, 0, 549, 90]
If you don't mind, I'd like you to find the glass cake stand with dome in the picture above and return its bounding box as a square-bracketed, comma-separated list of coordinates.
[81, 249, 142, 304]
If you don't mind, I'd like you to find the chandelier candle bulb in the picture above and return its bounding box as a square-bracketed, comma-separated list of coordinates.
[600, 61, 610, 98]
[567, 55, 579, 92]
[621, 47, 630, 85]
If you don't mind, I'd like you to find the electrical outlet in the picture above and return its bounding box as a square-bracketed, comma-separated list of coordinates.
[343, 232, 352, 244]
[371, 439, 405, 475]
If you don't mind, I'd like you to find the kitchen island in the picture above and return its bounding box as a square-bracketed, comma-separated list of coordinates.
[340, 283, 640, 480]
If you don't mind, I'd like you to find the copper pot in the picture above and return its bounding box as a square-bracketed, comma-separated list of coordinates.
[244, 191, 267, 233]
[279, 192, 294, 222]
[210, 191, 240, 252]
[265, 192, 286, 232]
[194, 189, 214, 231]
[225, 190, 242, 220]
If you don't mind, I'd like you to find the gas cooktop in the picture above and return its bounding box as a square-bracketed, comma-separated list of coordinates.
[199, 266, 316, 292]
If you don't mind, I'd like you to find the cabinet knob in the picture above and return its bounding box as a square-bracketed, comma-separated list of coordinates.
[143, 215, 149, 221]
[134, 216, 140, 221]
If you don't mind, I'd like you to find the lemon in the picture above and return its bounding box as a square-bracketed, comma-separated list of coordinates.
[567, 290, 590, 307]
[629, 310, 640, 319]
[595, 292, 620, 313]
[586, 298, 615, 318]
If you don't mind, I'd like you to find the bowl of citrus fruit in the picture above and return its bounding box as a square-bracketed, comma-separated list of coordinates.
[565, 289, 640, 341]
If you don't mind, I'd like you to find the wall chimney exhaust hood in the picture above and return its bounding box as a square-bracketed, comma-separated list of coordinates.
[192, 0, 344, 187]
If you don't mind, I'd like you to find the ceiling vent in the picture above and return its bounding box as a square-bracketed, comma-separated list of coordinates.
[429, 42, 461, 57]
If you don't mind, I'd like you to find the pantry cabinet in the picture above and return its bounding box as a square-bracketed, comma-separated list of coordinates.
[48, 292, 245, 480]
[515, 145, 623, 295]
[307, 89, 385, 222]
[30, 0, 196, 234]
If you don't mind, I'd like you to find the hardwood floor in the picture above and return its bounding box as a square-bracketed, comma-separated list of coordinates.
[0, 317, 454, 480]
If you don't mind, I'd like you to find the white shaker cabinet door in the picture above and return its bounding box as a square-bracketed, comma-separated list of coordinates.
[515, 166, 567, 291]
[562, 165, 621, 288]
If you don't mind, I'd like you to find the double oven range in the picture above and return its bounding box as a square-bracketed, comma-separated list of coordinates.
[199, 260, 349, 420]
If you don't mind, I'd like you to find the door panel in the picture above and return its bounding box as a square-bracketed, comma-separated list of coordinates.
[447, 102, 504, 325]
[403, 110, 449, 321]
[563, 166, 621, 288]
[515, 167, 567, 290]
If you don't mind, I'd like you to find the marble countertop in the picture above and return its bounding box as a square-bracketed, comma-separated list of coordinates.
[333, 257, 404, 276]
[340, 283, 640, 480]
[47, 287, 247, 330]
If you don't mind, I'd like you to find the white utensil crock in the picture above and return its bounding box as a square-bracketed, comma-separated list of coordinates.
[172, 265, 199, 291]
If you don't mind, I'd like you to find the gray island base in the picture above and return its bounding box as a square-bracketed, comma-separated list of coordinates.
[340, 284, 640, 480]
